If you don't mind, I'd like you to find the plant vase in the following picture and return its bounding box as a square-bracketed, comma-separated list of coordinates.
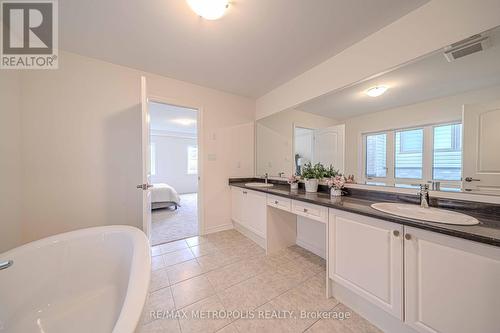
[305, 179, 319, 193]
[330, 188, 342, 197]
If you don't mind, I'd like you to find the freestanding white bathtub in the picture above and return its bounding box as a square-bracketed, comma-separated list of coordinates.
[0, 226, 151, 333]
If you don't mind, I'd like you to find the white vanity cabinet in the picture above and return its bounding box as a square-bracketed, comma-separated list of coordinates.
[230, 187, 267, 239]
[292, 200, 328, 223]
[328, 209, 500, 333]
[328, 209, 403, 320]
[404, 227, 500, 333]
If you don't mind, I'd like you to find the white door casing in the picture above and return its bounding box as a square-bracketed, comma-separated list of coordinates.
[147, 96, 204, 235]
[140, 76, 152, 240]
[462, 102, 500, 193]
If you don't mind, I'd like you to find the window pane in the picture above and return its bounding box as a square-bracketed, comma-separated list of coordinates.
[395, 129, 423, 179]
[187, 145, 198, 175]
[433, 124, 462, 180]
[366, 133, 387, 178]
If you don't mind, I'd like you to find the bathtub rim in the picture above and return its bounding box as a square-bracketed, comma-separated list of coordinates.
[0, 225, 151, 333]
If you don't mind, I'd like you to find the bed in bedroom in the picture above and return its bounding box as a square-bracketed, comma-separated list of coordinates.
[151, 183, 181, 210]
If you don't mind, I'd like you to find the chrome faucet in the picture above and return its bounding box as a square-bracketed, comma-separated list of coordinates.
[278, 172, 285, 178]
[0, 260, 13, 271]
[418, 184, 430, 208]
[264, 173, 269, 184]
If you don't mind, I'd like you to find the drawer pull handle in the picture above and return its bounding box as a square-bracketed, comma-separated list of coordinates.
[243, 191, 247, 194]
[303, 208, 308, 213]
[393, 230, 400, 237]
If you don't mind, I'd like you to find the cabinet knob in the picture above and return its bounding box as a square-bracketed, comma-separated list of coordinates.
[393, 230, 400, 237]
[303, 208, 308, 213]
[404, 234, 412, 240]
[275, 200, 278, 204]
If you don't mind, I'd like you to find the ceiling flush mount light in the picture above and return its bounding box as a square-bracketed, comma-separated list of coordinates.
[187, 0, 229, 20]
[365, 86, 389, 97]
[172, 118, 197, 126]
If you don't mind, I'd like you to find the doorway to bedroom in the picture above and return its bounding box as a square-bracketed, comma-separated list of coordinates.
[148, 101, 199, 246]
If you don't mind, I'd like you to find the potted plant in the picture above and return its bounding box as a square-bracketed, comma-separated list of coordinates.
[287, 175, 300, 190]
[327, 175, 346, 197]
[301, 162, 326, 193]
[324, 165, 340, 178]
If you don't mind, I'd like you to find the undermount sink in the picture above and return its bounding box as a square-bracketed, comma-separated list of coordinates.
[371, 203, 479, 226]
[245, 182, 274, 188]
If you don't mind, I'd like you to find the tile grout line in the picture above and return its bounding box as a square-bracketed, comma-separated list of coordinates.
[147, 231, 332, 333]
[299, 300, 343, 332]
[225, 267, 325, 330]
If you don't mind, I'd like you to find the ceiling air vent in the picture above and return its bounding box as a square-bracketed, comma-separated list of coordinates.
[444, 34, 491, 62]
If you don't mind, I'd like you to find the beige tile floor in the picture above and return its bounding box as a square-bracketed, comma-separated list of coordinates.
[139, 229, 382, 333]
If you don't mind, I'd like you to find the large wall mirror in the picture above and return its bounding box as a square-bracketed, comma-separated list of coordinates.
[256, 25, 500, 195]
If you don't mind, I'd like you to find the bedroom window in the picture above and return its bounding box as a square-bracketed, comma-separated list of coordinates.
[150, 142, 156, 176]
[187, 145, 198, 175]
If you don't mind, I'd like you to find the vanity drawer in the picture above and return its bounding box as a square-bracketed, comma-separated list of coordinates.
[292, 200, 328, 223]
[267, 194, 292, 212]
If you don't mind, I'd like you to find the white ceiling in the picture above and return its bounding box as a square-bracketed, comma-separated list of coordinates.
[149, 102, 198, 134]
[59, 0, 428, 97]
[297, 26, 500, 120]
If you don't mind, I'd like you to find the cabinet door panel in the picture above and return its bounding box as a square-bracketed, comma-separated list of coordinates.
[246, 190, 267, 238]
[405, 227, 500, 333]
[230, 187, 243, 224]
[329, 209, 403, 319]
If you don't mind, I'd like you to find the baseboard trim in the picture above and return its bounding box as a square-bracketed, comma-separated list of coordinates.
[233, 221, 266, 250]
[204, 223, 233, 235]
[296, 237, 325, 259]
[332, 281, 417, 333]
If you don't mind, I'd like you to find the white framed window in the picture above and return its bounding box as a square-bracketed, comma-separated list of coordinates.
[365, 133, 387, 178]
[432, 123, 462, 181]
[150, 142, 156, 176]
[363, 122, 462, 188]
[395, 128, 423, 179]
[187, 145, 198, 175]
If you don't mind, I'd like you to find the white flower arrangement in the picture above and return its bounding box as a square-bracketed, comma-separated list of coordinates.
[287, 175, 300, 184]
[327, 175, 346, 190]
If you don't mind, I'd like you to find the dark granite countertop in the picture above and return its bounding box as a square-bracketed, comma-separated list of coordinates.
[229, 180, 500, 247]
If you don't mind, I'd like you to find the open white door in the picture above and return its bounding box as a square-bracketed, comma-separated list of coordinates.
[463, 102, 500, 193]
[138, 76, 152, 239]
[313, 124, 345, 173]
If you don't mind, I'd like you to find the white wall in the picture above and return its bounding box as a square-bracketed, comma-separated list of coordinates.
[256, 0, 500, 119]
[343, 84, 500, 181]
[150, 134, 198, 194]
[12, 51, 254, 247]
[256, 109, 337, 177]
[0, 72, 22, 253]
